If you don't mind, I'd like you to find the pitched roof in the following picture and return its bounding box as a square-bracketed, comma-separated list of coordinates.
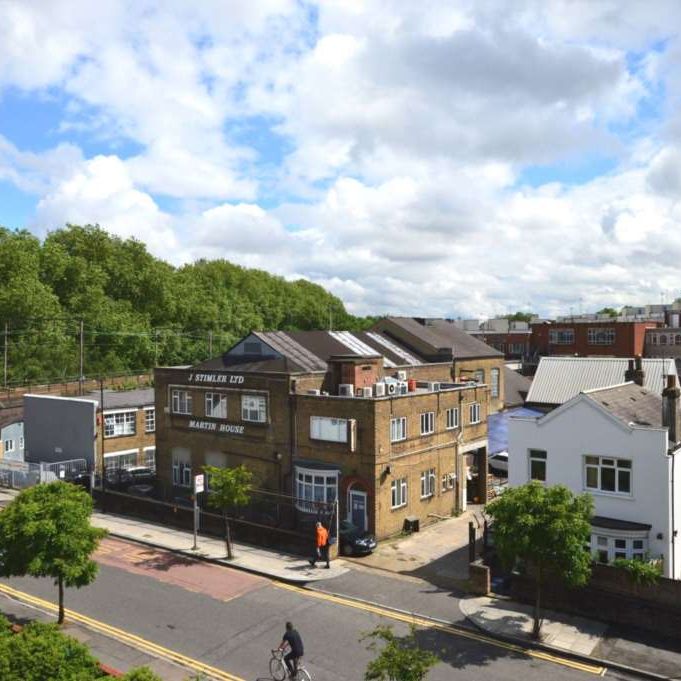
[526, 357, 677, 406]
[82, 388, 154, 409]
[377, 317, 503, 359]
[503, 367, 532, 408]
[584, 383, 663, 428]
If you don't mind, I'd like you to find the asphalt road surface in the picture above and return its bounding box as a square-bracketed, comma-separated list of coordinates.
[0, 538, 638, 681]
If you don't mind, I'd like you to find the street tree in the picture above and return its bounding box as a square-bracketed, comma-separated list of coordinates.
[362, 625, 438, 681]
[486, 482, 593, 638]
[203, 465, 253, 559]
[0, 482, 107, 624]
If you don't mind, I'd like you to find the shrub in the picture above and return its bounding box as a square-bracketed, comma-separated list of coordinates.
[612, 557, 662, 585]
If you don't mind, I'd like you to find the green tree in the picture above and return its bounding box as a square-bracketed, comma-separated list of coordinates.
[120, 667, 163, 680]
[0, 482, 107, 624]
[486, 483, 593, 638]
[504, 311, 534, 323]
[203, 465, 253, 559]
[362, 625, 438, 681]
[596, 307, 619, 318]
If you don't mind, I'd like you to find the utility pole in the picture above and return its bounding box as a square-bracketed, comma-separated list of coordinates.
[208, 330, 213, 357]
[79, 319, 84, 395]
[329, 307, 333, 331]
[154, 329, 159, 367]
[3, 322, 7, 389]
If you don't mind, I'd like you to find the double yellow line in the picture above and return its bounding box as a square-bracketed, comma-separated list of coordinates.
[275, 582, 607, 676]
[0, 583, 244, 681]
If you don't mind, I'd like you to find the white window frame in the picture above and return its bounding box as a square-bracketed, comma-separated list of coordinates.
[446, 407, 459, 430]
[104, 448, 138, 471]
[529, 449, 547, 482]
[420, 468, 436, 498]
[587, 327, 616, 345]
[171, 389, 192, 415]
[310, 416, 348, 443]
[104, 410, 136, 438]
[490, 368, 500, 398]
[241, 394, 267, 423]
[469, 403, 481, 425]
[391, 477, 408, 509]
[441, 472, 455, 492]
[3, 439, 14, 453]
[390, 416, 407, 442]
[205, 392, 228, 419]
[592, 533, 648, 564]
[172, 458, 192, 487]
[142, 446, 156, 469]
[144, 407, 155, 433]
[584, 456, 632, 496]
[549, 329, 575, 345]
[474, 369, 485, 383]
[295, 467, 338, 512]
[420, 412, 434, 436]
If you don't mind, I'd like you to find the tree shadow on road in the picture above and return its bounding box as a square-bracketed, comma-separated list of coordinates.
[132, 549, 198, 572]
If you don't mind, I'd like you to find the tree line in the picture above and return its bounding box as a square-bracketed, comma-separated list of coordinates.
[0, 224, 372, 385]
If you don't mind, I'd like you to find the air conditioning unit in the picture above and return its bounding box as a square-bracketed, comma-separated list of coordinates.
[427, 382, 441, 392]
[396, 370, 407, 381]
[362, 387, 373, 398]
[356, 388, 363, 397]
[386, 382, 398, 396]
[399, 382, 408, 395]
[374, 383, 386, 397]
[163, 406, 170, 414]
[307, 389, 321, 395]
[339, 383, 354, 397]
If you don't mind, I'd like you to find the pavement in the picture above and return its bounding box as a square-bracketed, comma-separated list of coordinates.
[91, 511, 350, 583]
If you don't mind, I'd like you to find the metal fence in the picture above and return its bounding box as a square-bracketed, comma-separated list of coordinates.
[40, 458, 89, 481]
[0, 461, 41, 489]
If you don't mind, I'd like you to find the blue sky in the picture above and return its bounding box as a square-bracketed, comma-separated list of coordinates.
[1, 1, 681, 318]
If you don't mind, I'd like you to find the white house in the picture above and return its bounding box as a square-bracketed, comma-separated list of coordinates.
[509, 378, 681, 580]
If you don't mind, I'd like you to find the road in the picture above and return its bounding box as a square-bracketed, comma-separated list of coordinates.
[0, 537, 636, 680]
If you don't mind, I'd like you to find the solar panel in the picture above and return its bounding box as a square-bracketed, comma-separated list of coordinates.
[366, 331, 423, 365]
[329, 331, 396, 367]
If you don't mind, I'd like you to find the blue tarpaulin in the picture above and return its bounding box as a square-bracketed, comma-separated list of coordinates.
[488, 406, 543, 454]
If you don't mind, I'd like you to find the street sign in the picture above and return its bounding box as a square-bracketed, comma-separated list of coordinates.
[194, 473, 205, 494]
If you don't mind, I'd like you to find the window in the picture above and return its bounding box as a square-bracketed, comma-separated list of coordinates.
[549, 329, 575, 345]
[474, 369, 484, 383]
[142, 447, 156, 469]
[144, 408, 155, 433]
[676, 335, 681, 346]
[446, 407, 459, 430]
[529, 449, 547, 482]
[104, 411, 136, 438]
[441, 472, 455, 492]
[241, 394, 267, 422]
[420, 468, 436, 498]
[172, 389, 192, 415]
[295, 467, 338, 511]
[104, 450, 138, 471]
[391, 477, 408, 508]
[651, 334, 658, 345]
[205, 392, 227, 419]
[585, 456, 631, 495]
[490, 368, 500, 398]
[420, 412, 434, 435]
[310, 416, 348, 443]
[18, 437, 23, 450]
[661, 334, 668, 345]
[588, 328, 616, 345]
[390, 417, 407, 442]
[469, 403, 481, 424]
[3, 439, 14, 453]
[592, 534, 648, 563]
[172, 457, 192, 487]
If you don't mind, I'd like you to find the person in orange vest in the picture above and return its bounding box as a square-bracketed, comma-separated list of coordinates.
[309, 521, 330, 568]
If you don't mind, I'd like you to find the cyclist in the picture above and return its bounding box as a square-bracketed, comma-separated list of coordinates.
[278, 621, 304, 677]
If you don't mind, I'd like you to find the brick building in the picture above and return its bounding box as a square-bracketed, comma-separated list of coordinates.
[154, 329, 489, 540]
[23, 389, 155, 473]
[530, 320, 659, 358]
[370, 317, 506, 412]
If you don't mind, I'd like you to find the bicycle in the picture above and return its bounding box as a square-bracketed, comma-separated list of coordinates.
[270, 649, 312, 681]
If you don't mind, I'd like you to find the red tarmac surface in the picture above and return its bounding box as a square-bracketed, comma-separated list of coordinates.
[95, 537, 268, 603]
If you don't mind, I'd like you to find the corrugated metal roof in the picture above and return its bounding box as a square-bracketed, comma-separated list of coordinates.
[526, 357, 677, 406]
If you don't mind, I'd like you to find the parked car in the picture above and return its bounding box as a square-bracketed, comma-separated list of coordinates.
[488, 450, 508, 473]
[126, 466, 156, 484]
[339, 520, 377, 556]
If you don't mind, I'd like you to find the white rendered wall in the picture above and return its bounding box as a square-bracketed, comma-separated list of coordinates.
[509, 399, 675, 577]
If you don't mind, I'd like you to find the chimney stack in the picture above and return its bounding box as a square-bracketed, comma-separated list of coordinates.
[625, 356, 645, 386]
[662, 374, 681, 445]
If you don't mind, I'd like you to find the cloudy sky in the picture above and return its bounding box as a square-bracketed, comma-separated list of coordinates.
[1, 1, 681, 318]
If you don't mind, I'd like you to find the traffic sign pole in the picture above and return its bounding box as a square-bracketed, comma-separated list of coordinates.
[192, 474, 205, 551]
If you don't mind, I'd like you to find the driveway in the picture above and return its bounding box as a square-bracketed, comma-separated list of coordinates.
[347, 506, 485, 589]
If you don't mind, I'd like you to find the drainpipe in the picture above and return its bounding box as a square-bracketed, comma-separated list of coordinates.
[672, 447, 676, 579]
